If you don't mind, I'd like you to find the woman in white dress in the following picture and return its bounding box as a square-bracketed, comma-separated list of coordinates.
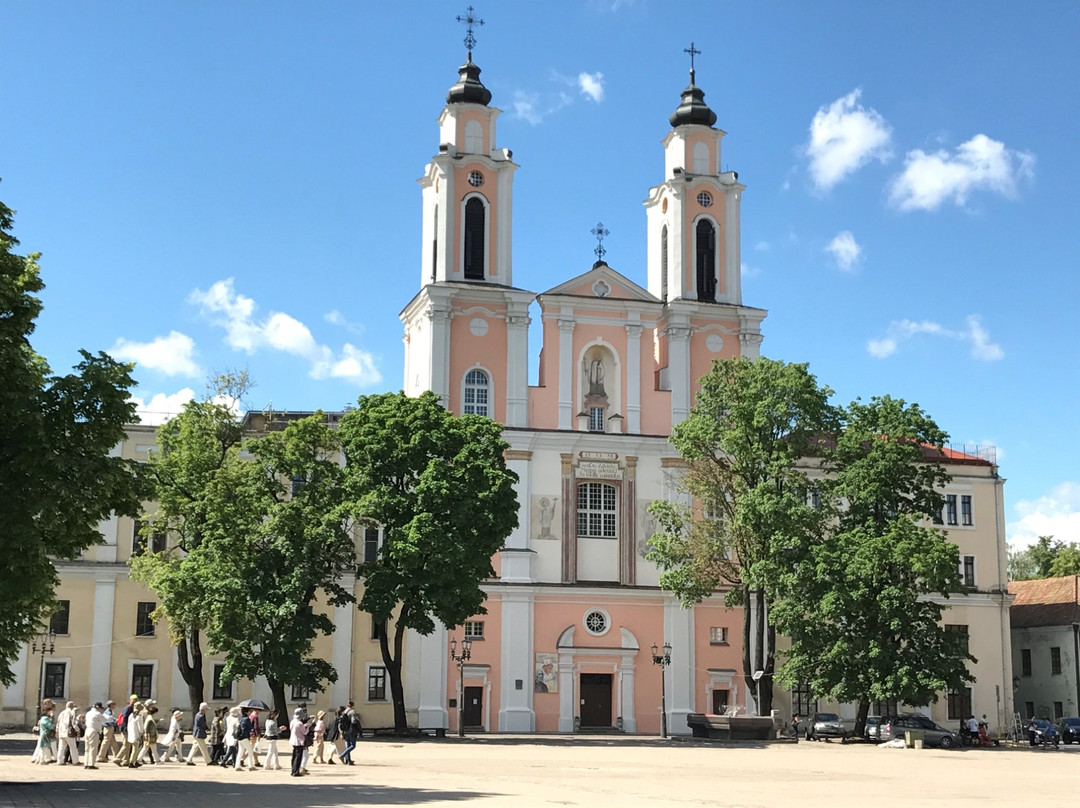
[159, 710, 184, 762]
[222, 706, 241, 768]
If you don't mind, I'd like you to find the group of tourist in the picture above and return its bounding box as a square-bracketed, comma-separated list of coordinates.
[32, 696, 367, 778]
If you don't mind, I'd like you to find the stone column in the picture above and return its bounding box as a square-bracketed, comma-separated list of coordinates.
[625, 322, 642, 434]
[557, 655, 575, 733]
[428, 301, 452, 408]
[405, 625, 449, 729]
[560, 453, 576, 583]
[666, 324, 692, 426]
[330, 573, 356, 709]
[557, 318, 575, 430]
[505, 309, 531, 427]
[664, 597, 695, 735]
[498, 591, 536, 731]
[88, 578, 116, 704]
[620, 457, 637, 586]
[501, 450, 534, 583]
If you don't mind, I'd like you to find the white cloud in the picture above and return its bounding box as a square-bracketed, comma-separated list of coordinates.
[825, 230, 862, 271]
[577, 72, 604, 103]
[131, 388, 196, 426]
[740, 262, 760, 278]
[866, 315, 1002, 361]
[806, 89, 893, 191]
[109, 331, 201, 377]
[511, 89, 573, 125]
[190, 279, 382, 386]
[1008, 482, 1080, 549]
[888, 134, 1035, 211]
[325, 309, 365, 335]
[754, 240, 771, 252]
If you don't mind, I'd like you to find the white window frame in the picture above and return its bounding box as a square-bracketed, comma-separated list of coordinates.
[291, 684, 314, 702]
[945, 494, 959, 526]
[588, 406, 605, 432]
[365, 663, 389, 703]
[128, 659, 158, 701]
[577, 482, 618, 539]
[463, 620, 484, 641]
[212, 662, 234, 701]
[582, 607, 611, 637]
[709, 626, 729, 645]
[960, 554, 977, 588]
[462, 367, 492, 417]
[692, 214, 720, 301]
[692, 141, 710, 174]
[135, 601, 156, 638]
[464, 120, 483, 154]
[362, 525, 384, 565]
[42, 657, 71, 701]
[459, 192, 490, 280]
[960, 494, 974, 526]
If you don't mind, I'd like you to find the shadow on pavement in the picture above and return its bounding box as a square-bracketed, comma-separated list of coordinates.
[0, 779, 493, 806]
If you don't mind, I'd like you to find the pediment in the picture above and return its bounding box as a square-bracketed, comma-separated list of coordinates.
[540, 262, 659, 303]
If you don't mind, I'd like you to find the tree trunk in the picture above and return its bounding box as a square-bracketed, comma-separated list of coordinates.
[743, 587, 775, 715]
[379, 619, 409, 733]
[854, 699, 870, 739]
[176, 627, 205, 716]
[266, 675, 288, 720]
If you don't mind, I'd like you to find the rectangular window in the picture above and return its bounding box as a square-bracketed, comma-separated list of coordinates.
[945, 624, 970, 656]
[961, 556, 976, 588]
[291, 684, 312, 701]
[810, 486, 821, 510]
[49, 601, 70, 635]
[709, 626, 728, 645]
[961, 495, 973, 526]
[790, 683, 817, 718]
[368, 665, 387, 701]
[371, 620, 383, 642]
[212, 663, 233, 700]
[588, 407, 605, 433]
[131, 664, 154, 699]
[132, 519, 167, 556]
[1024, 701, 1035, 719]
[945, 495, 958, 526]
[363, 527, 380, 565]
[136, 602, 156, 637]
[464, 621, 484, 640]
[1054, 701, 1064, 720]
[43, 662, 66, 699]
[1021, 648, 1032, 677]
[1051, 646, 1062, 675]
[947, 688, 972, 721]
[870, 699, 898, 717]
[577, 482, 617, 539]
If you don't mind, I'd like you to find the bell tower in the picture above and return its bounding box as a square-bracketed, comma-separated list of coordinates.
[645, 43, 744, 306]
[418, 16, 517, 289]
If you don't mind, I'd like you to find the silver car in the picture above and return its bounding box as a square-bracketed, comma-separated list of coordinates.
[806, 712, 847, 742]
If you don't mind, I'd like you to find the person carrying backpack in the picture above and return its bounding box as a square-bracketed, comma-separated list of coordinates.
[341, 700, 360, 765]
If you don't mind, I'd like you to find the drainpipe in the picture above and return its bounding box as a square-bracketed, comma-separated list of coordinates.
[993, 475, 1010, 730]
[1074, 575, 1079, 716]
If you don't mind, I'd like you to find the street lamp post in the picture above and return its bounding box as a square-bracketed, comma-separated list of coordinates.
[651, 642, 672, 739]
[449, 636, 472, 738]
[31, 629, 57, 714]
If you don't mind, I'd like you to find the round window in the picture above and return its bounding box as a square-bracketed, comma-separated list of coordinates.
[583, 609, 609, 636]
[467, 171, 484, 187]
[697, 191, 713, 207]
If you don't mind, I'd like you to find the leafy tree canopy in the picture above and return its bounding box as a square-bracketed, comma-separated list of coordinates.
[1008, 535, 1080, 580]
[0, 195, 145, 685]
[340, 391, 519, 729]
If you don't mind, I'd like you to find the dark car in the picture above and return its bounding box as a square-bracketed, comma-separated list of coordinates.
[1060, 717, 1080, 744]
[806, 712, 847, 742]
[881, 713, 958, 748]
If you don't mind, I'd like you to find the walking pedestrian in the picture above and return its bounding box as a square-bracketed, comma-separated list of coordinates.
[209, 708, 225, 764]
[31, 703, 57, 765]
[235, 708, 258, 771]
[222, 706, 241, 767]
[56, 701, 80, 765]
[340, 700, 359, 765]
[83, 702, 105, 768]
[322, 706, 341, 764]
[262, 709, 283, 770]
[124, 702, 144, 767]
[113, 695, 138, 767]
[160, 710, 184, 762]
[98, 700, 119, 762]
[288, 707, 308, 777]
[313, 710, 326, 763]
[138, 703, 159, 764]
[185, 703, 211, 765]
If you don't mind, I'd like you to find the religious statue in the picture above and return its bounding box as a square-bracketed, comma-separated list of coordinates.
[538, 497, 556, 538]
[585, 357, 606, 397]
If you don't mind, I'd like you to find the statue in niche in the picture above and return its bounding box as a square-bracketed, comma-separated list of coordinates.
[585, 358, 606, 397]
[538, 497, 556, 538]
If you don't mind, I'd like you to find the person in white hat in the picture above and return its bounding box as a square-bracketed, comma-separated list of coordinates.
[160, 709, 185, 762]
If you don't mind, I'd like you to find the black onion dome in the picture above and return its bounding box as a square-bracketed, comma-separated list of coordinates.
[446, 59, 492, 106]
[668, 74, 717, 128]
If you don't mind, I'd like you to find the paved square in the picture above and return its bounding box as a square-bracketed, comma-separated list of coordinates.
[1, 734, 1077, 807]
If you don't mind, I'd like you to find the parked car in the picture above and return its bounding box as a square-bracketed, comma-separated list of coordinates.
[1059, 717, 1080, 744]
[806, 712, 847, 742]
[864, 716, 883, 741]
[880, 713, 958, 748]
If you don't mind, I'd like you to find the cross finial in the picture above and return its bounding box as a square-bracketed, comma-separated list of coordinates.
[456, 5, 485, 61]
[684, 41, 701, 83]
[591, 222, 610, 262]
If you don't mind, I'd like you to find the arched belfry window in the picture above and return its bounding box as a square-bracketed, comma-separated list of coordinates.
[660, 225, 669, 302]
[463, 368, 490, 416]
[463, 197, 485, 280]
[696, 219, 717, 302]
[464, 120, 483, 154]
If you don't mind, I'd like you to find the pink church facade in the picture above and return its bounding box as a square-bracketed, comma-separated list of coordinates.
[399, 52, 766, 734]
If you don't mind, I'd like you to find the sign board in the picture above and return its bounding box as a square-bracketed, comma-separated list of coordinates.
[579, 451, 618, 461]
[577, 461, 622, 480]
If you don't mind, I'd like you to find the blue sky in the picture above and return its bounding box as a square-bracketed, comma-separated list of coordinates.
[3, 1, 1078, 548]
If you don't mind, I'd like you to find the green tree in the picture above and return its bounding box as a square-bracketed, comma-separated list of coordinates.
[339, 391, 519, 731]
[646, 358, 838, 715]
[0, 196, 145, 685]
[130, 374, 250, 713]
[1049, 543, 1080, 577]
[1008, 535, 1065, 580]
[772, 396, 973, 737]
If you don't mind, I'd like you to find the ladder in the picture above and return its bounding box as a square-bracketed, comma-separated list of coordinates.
[1007, 712, 1025, 744]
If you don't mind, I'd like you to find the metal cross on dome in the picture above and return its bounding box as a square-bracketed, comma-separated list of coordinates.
[456, 6, 485, 60]
[684, 41, 701, 82]
[591, 222, 610, 262]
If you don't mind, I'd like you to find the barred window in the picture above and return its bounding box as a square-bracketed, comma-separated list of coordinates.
[463, 369, 490, 417]
[588, 407, 604, 432]
[368, 666, 387, 701]
[464, 621, 484, 640]
[131, 664, 154, 699]
[136, 602, 156, 637]
[577, 483, 617, 539]
[44, 662, 66, 699]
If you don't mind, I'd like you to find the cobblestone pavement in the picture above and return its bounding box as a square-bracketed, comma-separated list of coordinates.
[2, 733, 1078, 808]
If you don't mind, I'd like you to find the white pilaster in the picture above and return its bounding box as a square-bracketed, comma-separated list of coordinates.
[95, 515, 118, 563]
[501, 453, 534, 583]
[172, 659, 189, 709]
[667, 322, 692, 426]
[429, 301, 453, 408]
[3, 643, 29, 709]
[498, 591, 536, 731]
[557, 656, 575, 733]
[625, 322, 642, 434]
[619, 659, 637, 733]
[664, 598, 695, 735]
[505, 301, 531, 428]
[724, 187, 742, 306]
[330, 575, 356, 709]
[88, 578, 116, 703]
[405, 624, 449, 729]
[557, 318, 575, 430]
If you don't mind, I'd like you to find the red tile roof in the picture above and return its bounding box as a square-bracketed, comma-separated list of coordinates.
[1008, 576, 1080, 628]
